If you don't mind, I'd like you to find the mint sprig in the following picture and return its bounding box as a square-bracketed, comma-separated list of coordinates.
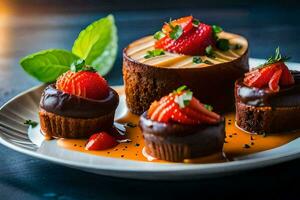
[24, 119, 38, 128]
[255, 47, 290, 70]
[193, 56, 203, 64]
[72, 15, 117, 75]
[175, 90, 193, 108]
[174, 85, 188, 93]
[204, 104, 213, 111]
[192, 19, 200, 27]
[20, 49, 79, 82]
[154, 31, 166, 40]
[144, 49, 165, 59]
[216, 39, 230, 51]
[20, 15, 117, 82]
[205, 45, 216, 58]
[168, 22, 183, 40]
[70, 59, 96, 72]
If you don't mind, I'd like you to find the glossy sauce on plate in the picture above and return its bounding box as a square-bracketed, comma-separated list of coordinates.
[57, 87, 300, 163]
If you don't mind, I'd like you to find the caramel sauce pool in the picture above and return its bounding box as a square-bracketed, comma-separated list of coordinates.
[57, 88, 300, 163]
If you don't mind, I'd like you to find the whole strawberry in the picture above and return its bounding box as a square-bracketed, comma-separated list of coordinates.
[56, 60, 109, 100]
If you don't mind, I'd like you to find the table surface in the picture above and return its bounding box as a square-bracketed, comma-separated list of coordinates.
[1, 1, 300, 199]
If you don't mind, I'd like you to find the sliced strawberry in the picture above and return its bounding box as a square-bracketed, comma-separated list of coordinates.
[162, 16, 193, 35]
[56, 70, 109, 100]
[155, 23, 215, 56]
[182, 107, 219, 124]
[244, 65, 278, 88]
[189, 97, 220, 120]
[170, 107, 198, 125]
[279, 62, 295, 85]
[85, 132, 117, 151]
[147, 86, 221, 125]
[149, 95, 174, 121]
[269, 68, 282, 92]
[147, 101, 160, 118]
[157, 102, 177, 123]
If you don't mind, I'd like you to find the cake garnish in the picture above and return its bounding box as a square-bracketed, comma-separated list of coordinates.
[70, 59, 96, 72]
[147, 86, 221, 125]
[153, 16, 232, 56]
[154, 31, 166, 40]
[20, 15, 117, 82]
[192, 56, 202, 64]
[24, 119, 38, 128]
[144, 49, 165, 59]
[216, 39, 230, 51]
[205, 45, 216, 58]
[56, 67, 109, 100]
[85, 132, 118, 151]
[154, 16, 215, 56]
[243, 47, 294, 92]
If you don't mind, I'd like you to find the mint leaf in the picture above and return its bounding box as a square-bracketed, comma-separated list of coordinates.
[72, 14, 118, 76]
[20, 49, 79, 82]
[24, 119, 38, 128]
[70, 59, 96, 72]
[204, 60, 213, 65]
[212, 25, 223, 34]
[175, 85, 188, 93]
[193, 56, 203, 64]
[212, 25, 223, 40]
[217, 39, 230, 51]
[204, 104, 213, 111]
[70, 59, 85, 72]
[205, 45, 216, 58]
[175, 90, 193, 108]
[192, 19, 200, 27]
[169, 24, 183, 40]
[254, 47, 290, 70]
[144, 49, 165, 59]
[154, 31, 166, 40]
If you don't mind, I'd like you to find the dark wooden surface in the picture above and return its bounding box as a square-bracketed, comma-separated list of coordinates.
[1, 1, 300, 199]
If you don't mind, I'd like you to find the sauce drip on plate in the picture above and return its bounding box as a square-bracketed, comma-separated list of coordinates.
[57, 87, 300, 163]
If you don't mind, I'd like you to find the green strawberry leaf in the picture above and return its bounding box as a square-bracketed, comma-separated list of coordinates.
[72, 14, 118, 76]
[20, 49, 79, 82]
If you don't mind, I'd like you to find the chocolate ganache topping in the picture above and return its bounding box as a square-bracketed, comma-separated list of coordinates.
[236, 71, 300, 107]
[139, 112, 225, 144]
[40, 84, 119, 118]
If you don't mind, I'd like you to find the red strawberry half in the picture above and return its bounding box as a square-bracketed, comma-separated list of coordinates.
[244, 61, 294, 92]
[155, 22, 215, 56]
[147, 86, 221, 125]
[85, 132, 118, 151]
[56, 70, 109, 100]
[162, 16, 193, 35]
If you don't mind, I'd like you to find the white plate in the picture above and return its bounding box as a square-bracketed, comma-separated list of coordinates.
[1, 58, 300, 180]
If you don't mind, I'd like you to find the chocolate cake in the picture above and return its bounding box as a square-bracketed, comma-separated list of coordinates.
[123, 32, 249, 115]
[235, 71, 300, 134]
[39, 84, 119, 138]
[140, 112, 225, 162]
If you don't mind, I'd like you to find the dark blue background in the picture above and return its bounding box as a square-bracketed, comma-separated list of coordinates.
[0, 1, 300, 199]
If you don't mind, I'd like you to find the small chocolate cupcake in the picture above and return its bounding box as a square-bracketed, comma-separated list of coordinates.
[39, 68, 119, 138]
[139, 86, 225, 162]
[235, 48, 299, 134]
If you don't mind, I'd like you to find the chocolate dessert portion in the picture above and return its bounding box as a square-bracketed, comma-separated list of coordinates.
[235, 71, 300, 134]
[39, 84, 119, 138]
[123, 33, 249, 115]
[40, 84, 119, 118]
[140, 112, 225, 162]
